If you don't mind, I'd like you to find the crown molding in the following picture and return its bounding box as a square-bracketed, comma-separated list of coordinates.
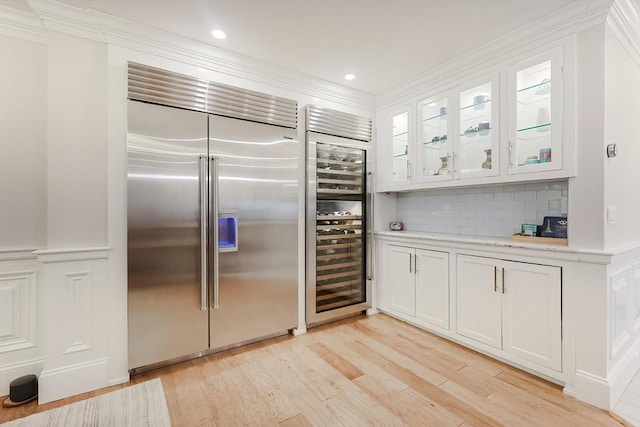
[376, 0, 614, 109]
[606, 0, 640, 66]
[28, 0, 104, 42]
[0, 5, 47, 44]
[24, 0, 374, 112]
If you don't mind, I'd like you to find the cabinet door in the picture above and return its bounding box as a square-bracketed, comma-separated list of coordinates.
[390, 109, 412, 186]
[388, 245, 416, 317]
[416, 95, 452, 183]
[502, 261, 561, 371]
[456, 255, 502, 349]
[456, 75, 500, 179]
[415, 249, 449, 330]
[508, 48, 563, 174]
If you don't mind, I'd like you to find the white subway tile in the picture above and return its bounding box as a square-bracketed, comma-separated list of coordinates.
[503, 201, 526, 210]
[525, 183, 550, 191]
[549, 200, 561, 210]
[514, 191, 537, 201]
[476, 193, 495, 201]
[536, 190, 562, 201]
[549, 181, 568, 191]
[525, 200, 550, 210]
[494, 192, 515, 201]
[503, 184, 526, 193]
[459, 226, 478, 236]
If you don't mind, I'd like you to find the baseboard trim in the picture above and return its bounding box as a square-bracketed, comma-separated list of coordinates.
[574, 370, 612, 410]
[610, 338, 640, 407]
[38, 358, 109, 404]
[107, 375, 130, 387]
[0, 358, 43, 397]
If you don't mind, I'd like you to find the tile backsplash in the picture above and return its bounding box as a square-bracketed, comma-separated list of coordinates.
[396, 181, 568, 238]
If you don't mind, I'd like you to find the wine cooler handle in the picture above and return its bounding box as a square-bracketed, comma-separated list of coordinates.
[210, 156, 220, 309]
[366, 171, 374, 281]
[199, 155, 208, 311]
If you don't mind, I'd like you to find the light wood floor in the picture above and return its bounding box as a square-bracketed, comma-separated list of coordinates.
[0, 314, 630, 426]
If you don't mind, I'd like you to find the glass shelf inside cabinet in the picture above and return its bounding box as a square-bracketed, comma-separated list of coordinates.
[515, 60, 552, 167]
[421, 99, 449, 177]
[459, 82, 494, 173]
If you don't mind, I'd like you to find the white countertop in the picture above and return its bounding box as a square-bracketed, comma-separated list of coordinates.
[375, 230, 614, 257]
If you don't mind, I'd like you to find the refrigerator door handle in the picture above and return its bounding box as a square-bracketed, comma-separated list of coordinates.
[210, 156, 220, 309]
[199, 155, 208, 311]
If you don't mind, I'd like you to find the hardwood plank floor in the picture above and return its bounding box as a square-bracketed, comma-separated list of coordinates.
[0, 314, 630, 426]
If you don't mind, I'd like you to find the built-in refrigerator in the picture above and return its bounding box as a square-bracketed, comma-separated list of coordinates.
[306, 105, 373, 326]
[126, 63, 299, 372]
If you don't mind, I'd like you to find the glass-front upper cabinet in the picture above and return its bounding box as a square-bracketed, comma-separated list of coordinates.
[456, 76, 500, 178]
[391, 110, 411, 184]
[508, 49, 562, 174]
[417, 96, 451, 182]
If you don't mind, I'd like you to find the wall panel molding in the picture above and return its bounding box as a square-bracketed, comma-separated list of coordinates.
[610, 266, 632, 358]
[34, 247, 109, 263]
[0, 270, 37, 354]
[37, 248, 110, 403]
[0, 249, 38, 261]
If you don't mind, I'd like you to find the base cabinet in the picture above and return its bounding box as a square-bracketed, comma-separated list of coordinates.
[456, 254, 562, 371]
[383, 243, 450, 330]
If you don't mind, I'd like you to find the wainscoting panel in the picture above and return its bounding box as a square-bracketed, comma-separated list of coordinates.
[0, 270, 37, 353]
[36, 247, 110, 404]
[610, 267, 632, 359]
[0, 250, 41, 397]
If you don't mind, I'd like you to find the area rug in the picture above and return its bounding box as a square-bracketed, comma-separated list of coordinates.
[1, 378, 171, 426]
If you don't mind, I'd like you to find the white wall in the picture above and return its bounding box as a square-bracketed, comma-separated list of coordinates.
[603, 24, 640, 252]
[0, 34, 47, 250]
[568, 24, 607, 251]
[46, 32, 108, 248]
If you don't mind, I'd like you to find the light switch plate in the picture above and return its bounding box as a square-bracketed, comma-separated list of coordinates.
[607, 206, 617, 225]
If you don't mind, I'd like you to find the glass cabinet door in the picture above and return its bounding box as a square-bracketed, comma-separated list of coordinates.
[391, 111, 410, 183]
[457, 78, 499, 178]
[509, 50, 562, 173]
[417, 96, 451, 181]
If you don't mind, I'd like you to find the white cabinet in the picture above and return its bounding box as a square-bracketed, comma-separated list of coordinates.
[415, 75, 500, 183]
[456, 254, 562, 371]
[377, 46, 572, 191]
[507, 48, 563, 174]
[382, 243, 450, 330]
[388, 245, 415, 316]
[384, 107, 414, 187]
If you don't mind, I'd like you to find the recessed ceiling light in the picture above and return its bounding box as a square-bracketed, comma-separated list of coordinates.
[344, 74, 356, 81]
[211, 29, 226, 39]
[428, 102, 437, 106]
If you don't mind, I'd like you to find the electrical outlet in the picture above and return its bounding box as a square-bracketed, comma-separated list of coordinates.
[607, 206, 617, 225]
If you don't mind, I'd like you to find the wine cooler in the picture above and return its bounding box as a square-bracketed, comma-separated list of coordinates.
[306, 105, 373, 326]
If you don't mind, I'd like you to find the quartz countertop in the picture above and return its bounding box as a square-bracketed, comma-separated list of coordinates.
[375, 230, 613, 257]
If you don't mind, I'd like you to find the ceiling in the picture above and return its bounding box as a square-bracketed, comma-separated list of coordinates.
[6, 0, 580, 94]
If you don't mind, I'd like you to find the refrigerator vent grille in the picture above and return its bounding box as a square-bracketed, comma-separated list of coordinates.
[127, 62, 298, 129]
[306, 105, 372, 142]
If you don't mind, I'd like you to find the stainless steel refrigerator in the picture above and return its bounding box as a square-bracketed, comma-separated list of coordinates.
[306, 106, 373, 326]
[126, 76, 298, 372]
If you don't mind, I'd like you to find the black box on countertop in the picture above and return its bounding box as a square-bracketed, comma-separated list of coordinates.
[541, 216, 567, 238]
